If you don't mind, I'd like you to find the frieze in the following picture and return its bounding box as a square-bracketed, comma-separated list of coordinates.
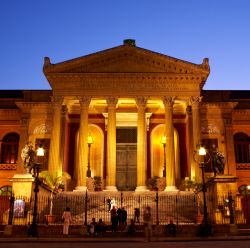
[48, 73, 202, 92]
[33, 123, 52, 134]
[201, 121, 222, 134]
[0, 164, 17, 170]
[236, 163, 250, 170]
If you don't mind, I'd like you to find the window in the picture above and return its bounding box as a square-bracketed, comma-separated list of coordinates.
[0, 185, 12, 196]
[0, 133, 19, 164]
[234, 133, 250, 163]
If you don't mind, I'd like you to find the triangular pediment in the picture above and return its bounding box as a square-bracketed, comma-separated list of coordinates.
[43, 44, 210, 75]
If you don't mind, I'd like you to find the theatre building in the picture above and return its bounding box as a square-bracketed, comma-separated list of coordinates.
[0, 40, 250, 196]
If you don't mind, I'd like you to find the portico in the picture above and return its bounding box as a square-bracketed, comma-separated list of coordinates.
[42, 40, 210, 191]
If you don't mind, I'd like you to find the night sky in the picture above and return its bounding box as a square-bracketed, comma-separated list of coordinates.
[1, 0, 250, 90]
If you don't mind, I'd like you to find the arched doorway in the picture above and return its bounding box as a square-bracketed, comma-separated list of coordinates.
[150, 124, 180, 184]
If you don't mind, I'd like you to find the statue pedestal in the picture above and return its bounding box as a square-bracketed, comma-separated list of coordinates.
[10, 173, 34, 198]
[209, 175, 245, 224]
[210, 175, 238, 196]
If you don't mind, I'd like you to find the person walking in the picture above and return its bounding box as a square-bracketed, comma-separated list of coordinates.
[143, 206, 152, 242]
[134, 208, 140, 223]
[121, 207, 127, 226]
[110, 205, 118, 232]
[62, 207, 72, 236]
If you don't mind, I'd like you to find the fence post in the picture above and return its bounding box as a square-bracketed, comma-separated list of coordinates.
[8, 193, 14, 225]
[155, 189, 159, 225]
[121, 191, 123, 208]
[176, 195, 178, 226]
[228, 192, 235, 224]
[84, 190, 88, 226]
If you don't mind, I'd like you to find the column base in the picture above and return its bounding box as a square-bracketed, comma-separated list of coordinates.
[164, 186, 179, 192]
[104, 186, 118, 191]
[73, 186, 87, 192]
[135, 186, 149, 192]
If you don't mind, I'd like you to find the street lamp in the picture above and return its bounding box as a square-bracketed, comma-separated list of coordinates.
[28, 146, 44, 237]
[87, 133, 94, 178]
[193, 145, 210, 228]
[160, 135, 167, 177]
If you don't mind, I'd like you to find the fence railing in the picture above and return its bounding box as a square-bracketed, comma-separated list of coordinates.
[0, 190, 248, 226]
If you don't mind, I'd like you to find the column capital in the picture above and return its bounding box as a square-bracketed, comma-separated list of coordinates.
[78, 96, 91, 107]
[20, 116, 29, 126]
[135, 96, 148, 109]
[51, 96, 63, 105]
[186, 105, 192, 115]
[106, 97, 118, 108]
[190, 96, 202, 106]
[61, 105, 68, 116]
[223, 118, 232, 127]
[162, 96, 175, 107]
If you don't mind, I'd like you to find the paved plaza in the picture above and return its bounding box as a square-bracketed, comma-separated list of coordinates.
[0, 239, 250, 248]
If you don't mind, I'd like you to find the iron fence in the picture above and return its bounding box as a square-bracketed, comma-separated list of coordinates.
[0, 190, 247, 226]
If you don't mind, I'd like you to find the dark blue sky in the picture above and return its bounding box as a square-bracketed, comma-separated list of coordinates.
[1, 0, 250, 90]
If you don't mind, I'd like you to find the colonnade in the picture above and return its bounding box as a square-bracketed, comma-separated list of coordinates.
[47, 95, 202, 191]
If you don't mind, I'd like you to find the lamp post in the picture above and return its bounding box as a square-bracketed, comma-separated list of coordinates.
[87, 133, 94, 178]
[193, 145, 210, 230]
[28, 146, 44, 237]
[160, 135, 167, 177]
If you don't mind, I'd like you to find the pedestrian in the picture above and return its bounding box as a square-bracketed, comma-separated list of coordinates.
[89, 217, 97, 236]
[167, 219, 176, 237]
[107, 198, 111, 212]
[117, 207, 122, 227]
[95, 218, 106, 237]
[121, 207, 127, 226]
[134, 208, 140, 223]
[110, 205, 118, 232]
[62, 207, 72, 236]
[143, 206, 152, 242]
[127, 219, 136, 236]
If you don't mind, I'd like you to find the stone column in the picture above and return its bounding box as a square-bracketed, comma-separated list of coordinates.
[16, 115, 29, 174]
[163, 97, 177, 191]
[60, 105, 68, 172]
[75, 96, 91, 191]
[135, 97, 148, 191]
[224, 118, 236, 176]
[190, 96, 202, 181]
[105, 97, 118, 191]
[186, 106, 195, 180]
[48, 96, 63, 177]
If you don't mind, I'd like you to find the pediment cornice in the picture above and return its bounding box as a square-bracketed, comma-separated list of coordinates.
[44, 45, 210, 89]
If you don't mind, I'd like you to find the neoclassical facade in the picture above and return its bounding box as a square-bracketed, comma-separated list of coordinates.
[0, 40, 250, 194]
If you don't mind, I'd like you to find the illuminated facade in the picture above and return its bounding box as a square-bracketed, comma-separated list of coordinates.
[0, 40, 250, 194]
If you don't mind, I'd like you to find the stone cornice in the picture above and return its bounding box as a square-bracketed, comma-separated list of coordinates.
[233, 110, 250, 121]
[201, 102, 238, 109]
[0, 109, 20, 120]
[15, 102, 52, 114]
